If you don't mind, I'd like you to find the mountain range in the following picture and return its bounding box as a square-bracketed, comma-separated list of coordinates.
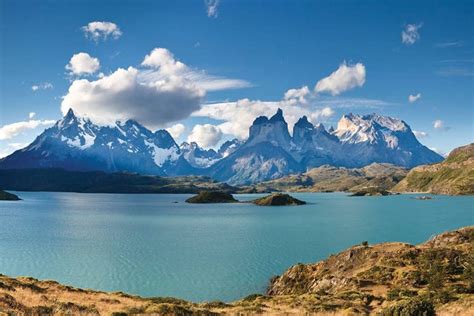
[0, 108, 443, 185]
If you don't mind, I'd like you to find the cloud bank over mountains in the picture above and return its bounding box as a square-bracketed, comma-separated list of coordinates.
[60, 44, 368, 146]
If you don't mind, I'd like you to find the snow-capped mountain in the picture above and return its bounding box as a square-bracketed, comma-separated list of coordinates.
[0, 109, 194, 176]
[333, 113, 442, 167]
[0, 108, 443, 184]
[206, 109, 442, 184]
[180, 142, 221, 168]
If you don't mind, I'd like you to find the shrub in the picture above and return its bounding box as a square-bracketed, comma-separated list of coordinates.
[380, 298, 435, 316]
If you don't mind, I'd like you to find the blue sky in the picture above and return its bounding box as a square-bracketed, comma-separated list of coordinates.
[0, 0, 472, 157]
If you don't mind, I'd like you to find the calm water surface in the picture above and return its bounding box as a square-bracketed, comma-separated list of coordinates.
[0, 192, 472, 302]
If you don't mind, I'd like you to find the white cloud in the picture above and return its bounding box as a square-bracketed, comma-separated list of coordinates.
[194, 99, 335, 139]
[402, 23, 422, 45]
[187, 124, 222, 148]
[82, 21, 122, 42]
[62, 66, 203, 129]
[408, 93, 421, 103]
[166, 123, 186, 139]
[62, 47, 251, 129]
[284, 86, 311, 105]
[31, 82, 53, 91]
[433, 120, 444, 129]
[315, 62, 366, 96]
[66, 52, 100, 76]
[413, 130, 428, 138]
[205, 0, 220, 18]
[433, 119, 450, 131]
[0, 119, 55, 140]
[142, 48, 187, 76]
[140, 48, 251, 92]
[29, 112, 36, 119]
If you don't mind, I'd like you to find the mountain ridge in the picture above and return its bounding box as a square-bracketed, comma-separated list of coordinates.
[0, 108, 443, 184]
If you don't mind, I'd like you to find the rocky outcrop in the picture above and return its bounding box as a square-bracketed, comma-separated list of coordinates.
[185, 191, 238, 203]
[252, 193, 306, 206]
[0, 190, 20, 201]
[267, 226, 474, 314]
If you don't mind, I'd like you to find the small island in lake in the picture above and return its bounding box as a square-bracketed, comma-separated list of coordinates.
[350, 187, 392, 196]
[185, 191, 239, 203]
[0, 190, 20, 201]
[252, 193, 306, 206]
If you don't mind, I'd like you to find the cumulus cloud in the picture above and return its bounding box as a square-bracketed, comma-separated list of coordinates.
[433, 120, 444, 129]
[194, 99, 335, 139]
[61, 47, 251, 129]
[433, 119, 450, 131]
[187, 124, 222, 148]
[413, 130, 428, 138]
[62, 67, 203, 128]
[66, 52, 100, 76]
[402, 23, 422, 45]
[166, 123, 186, 139]
[142, 48, 187, 76]
[29, 112, 36, 119]
[408, 93, 421, 103]
[284, 86, 311, 105]
[31, 82, 53, 91]
[205, 0, 220, 18]
[0, 119, 55, 140]
[82, 21, 122, 42]
[315, 62, 366, 96]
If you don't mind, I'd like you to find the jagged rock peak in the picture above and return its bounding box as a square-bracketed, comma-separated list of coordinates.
[269, 108, 285, 123]
[295, 116, 314, 129]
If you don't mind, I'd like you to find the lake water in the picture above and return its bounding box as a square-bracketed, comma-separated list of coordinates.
[0, 192, 472, 302]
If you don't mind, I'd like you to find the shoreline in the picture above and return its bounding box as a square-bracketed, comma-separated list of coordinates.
[1, 226, 473, 315]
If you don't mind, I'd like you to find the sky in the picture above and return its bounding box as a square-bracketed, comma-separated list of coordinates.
[0, 0, 473, 157]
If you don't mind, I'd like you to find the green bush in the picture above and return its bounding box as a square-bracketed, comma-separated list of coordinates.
[380, 298, 435, 316]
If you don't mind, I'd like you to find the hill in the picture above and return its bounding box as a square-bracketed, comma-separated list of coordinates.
[0, 168, 236, 194]
[393, 143, 474, 195]
[251, 163, 408, 192]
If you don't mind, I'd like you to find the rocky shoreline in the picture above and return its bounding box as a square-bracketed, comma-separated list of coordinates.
[1, 226, 472, 315]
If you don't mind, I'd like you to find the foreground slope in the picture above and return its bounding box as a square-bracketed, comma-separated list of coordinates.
[1, 227, 472, 315]
[393, 143, 474, 195]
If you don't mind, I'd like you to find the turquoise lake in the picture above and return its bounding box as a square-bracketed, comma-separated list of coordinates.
[0, 192, 472, 302]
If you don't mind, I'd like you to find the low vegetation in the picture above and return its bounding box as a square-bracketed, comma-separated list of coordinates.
[185, 191, 238, 203]
[0, 168, 237, 194]
[1, 227, 472, 315]
[249, 163, 408, 193]
[393, 143, 474, 195]
[252, 193, 306, 206]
